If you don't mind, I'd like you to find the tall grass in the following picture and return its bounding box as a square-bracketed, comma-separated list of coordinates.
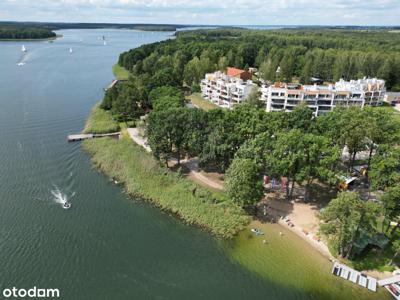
[83, 104, 120, 134]
[83, 137, 249, 238]
[112, 63, 130, 80]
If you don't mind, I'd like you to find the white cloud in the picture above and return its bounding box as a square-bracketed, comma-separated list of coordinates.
[0, 0, 399, 25]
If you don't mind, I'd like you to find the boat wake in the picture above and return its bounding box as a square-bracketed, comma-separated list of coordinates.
[17, 53, 29, 66]
[51, 186, 75, 209]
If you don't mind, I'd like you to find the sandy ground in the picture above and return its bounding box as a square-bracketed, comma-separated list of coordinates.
[127, 128, 152, 152]
[262, 194, 396, 280]
[261, 196, 334, 260]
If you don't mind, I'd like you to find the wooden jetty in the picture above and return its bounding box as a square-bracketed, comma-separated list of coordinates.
[104, 79, 127, 91]
[68, 132, 121, 142]
[332, 262, 377, 292]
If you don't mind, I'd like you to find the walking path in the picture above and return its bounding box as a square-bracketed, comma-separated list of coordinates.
[127, 128, 151, 152]
[184, 159, 224, 190]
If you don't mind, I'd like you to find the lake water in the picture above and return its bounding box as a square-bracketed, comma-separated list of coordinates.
[0, 29, 389, 300]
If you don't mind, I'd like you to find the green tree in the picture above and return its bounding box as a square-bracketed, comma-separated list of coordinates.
[235, 132, 274, 174]
[381, 186, 400, 235]
[184, 56, 202, 86]
[225, 158, 263, 206]
[369, 145, 400, 191]
[341, 107, 368, 170]
[279, 53, 295, 82]
[265, 129, 306, 199]
[148, 86, 184, 108]
[218, 56, 229, 71]
[110, 84, 144, 123]
[147, 108, 192, 166]
[288, 103, 315, 133]
[364, 106, 399, 169]
[390, 240, 400, 265]
[151, 67, 179, 88]
[320, 191, 378, 258]
[245, 86, 263, 108]
[153, 95, 184, 111]
[259, 59, 276, 82]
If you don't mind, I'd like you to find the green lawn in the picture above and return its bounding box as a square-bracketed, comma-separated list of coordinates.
[186, 93, 219, 111]
[112, 63, 130, 80]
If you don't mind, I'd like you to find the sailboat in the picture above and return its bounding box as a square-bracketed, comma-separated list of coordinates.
[69, 47, 73, 54]
[21, 45, 27, 52]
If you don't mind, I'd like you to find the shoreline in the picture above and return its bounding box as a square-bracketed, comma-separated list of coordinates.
[0, 34, 61, 42]
[276, 218, 334, 260]
[81, 107, 250, 238]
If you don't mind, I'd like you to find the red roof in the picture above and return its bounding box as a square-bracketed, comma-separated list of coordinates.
[226, 67, 246, 77]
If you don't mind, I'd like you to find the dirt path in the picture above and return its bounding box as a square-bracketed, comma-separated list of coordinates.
[184, 159, 224, 190]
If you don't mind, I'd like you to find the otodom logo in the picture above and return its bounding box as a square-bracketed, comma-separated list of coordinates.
[2, 287, 60, 298]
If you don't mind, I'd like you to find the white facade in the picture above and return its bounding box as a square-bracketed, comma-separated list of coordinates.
[260, 78, 386, 116]
[201, 71, 254, 109]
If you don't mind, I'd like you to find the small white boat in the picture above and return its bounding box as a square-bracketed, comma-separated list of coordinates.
[69, 47, 73, 53]
[103, 40, 107, 46]
[17, 62, 25, 66]
[63, 202, 72, 209]
[21, 45, 27, 52]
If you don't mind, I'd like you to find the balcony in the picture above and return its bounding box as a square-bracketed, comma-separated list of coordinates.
[287, 100, 300, 105]
[271, 99, 285, 104]
[304, 96, 317, 100]
[333, 100, 347, 105]
[318, 105, 332, 111]
[271, 104, 284, 110]
[305, 100, 316, 106]
[317, 100, 332, 106]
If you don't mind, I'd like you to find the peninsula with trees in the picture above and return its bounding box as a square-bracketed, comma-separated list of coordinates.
[0, 25, 56, 40]
[83, 28, 400, 282]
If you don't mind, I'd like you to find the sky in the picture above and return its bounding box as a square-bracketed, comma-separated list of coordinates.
[0, 0, 399, 26]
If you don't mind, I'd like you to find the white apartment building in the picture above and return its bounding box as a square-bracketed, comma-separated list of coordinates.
[260, 78, 386, 116]
[201, 71, 254, 109]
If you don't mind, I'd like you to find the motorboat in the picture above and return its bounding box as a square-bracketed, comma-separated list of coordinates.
[69, 48, 73, 53]
[63, 202, 72, 209]
[17, 62, 25, 66]
[21, 45, 27, 52]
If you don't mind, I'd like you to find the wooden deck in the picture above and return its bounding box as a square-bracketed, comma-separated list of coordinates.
[68, 132, 121, 142]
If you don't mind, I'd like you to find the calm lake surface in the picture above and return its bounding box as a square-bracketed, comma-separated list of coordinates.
[0, 29, 389, 300]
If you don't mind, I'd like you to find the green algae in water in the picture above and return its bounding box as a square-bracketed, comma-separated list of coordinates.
[222, 222, 390, 300]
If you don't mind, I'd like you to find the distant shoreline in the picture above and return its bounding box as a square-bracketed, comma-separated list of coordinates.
[0, 34, 62, 42]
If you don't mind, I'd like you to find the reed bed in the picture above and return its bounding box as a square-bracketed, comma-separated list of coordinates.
[83, 137, 249, 238]
[83, 104, 120, 134]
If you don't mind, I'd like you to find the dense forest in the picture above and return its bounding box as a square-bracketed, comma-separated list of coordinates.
[118, 28, 400, 91]
[0, 25, 56, 40]
[0, 21, 192, 32]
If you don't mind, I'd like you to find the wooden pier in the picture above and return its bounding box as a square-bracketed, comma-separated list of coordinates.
[332, 262, 377, 292]
[68, 132, 121, 142]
